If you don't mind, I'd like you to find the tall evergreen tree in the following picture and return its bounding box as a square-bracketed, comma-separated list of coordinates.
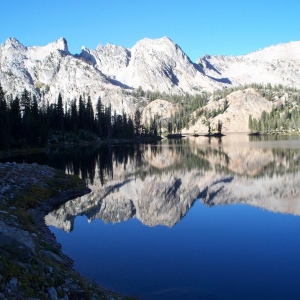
[9, 96, 22, 141]
[0, 84, 9, 149]
[86, 96, 94, 132]
[96, 97, 105, 137]
[21, 89, 33, 146]
[134, 109, 141, 135]
[56, 93, 64, 131]
[70, 99, 78, 132]
[78, 95, 86, 130]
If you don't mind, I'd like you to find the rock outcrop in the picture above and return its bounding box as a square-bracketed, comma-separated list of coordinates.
[185, 88, 273, 133]
[0, 162, 125, 299]
[141, 98, 178, 127]
[0, 220, 35, 262]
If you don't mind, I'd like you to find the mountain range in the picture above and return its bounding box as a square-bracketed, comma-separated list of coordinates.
[1, 36, 300, 130]
[1, 37, 300, 104]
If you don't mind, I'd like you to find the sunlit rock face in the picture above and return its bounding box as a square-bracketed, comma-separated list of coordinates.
[3, 37, 300, 119]
[185, 88, 273, 133]
[197, 41, 300, 88]
[82, 37, 218, 93]
[45, 140, 300, 232]
[0, 37, 135, 114]
[141, 99, 178, 128]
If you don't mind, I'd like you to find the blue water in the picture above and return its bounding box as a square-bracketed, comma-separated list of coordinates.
[51, 200, 300, 299]
[44, 135, 300, 299]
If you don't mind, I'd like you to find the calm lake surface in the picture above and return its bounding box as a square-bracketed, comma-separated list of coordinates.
[6, 134, 300, 299]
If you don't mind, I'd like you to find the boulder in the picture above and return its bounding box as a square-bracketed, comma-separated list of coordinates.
[0, 220, 35, 262]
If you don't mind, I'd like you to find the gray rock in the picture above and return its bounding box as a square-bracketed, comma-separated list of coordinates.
[39, 250, 66, 265]
[9, 277, 17, 290]
[0, 220, 35, 262]
[0, 292, 4, 299]
[48, 287, 58, 300]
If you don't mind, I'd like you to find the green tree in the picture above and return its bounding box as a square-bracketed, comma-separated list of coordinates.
[0, 84, 9, 149]
[56, 93, 64, 131]
[9, 96, 22, 141]
[217, 120, 223, 134]
[248, 115, 253, 132]
[134, 109, 142, 135]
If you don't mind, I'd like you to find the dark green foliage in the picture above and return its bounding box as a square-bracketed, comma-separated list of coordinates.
[0, 85, 9, 149]
[143, 90, 211, 133]
[249, 86, 300, 134]
[0, 84, 141, 150]
[217, 120, 223, 134]
[134, 109, 142, 135]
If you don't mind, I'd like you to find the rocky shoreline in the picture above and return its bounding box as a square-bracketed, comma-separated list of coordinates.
[0, 162, 133, 300]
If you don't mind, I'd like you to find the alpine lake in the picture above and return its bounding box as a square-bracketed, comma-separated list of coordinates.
[3, 133, 300, 300]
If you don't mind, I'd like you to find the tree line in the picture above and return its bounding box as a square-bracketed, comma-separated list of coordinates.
[248, 88, 300, 134]
[0, 84, 159, 150]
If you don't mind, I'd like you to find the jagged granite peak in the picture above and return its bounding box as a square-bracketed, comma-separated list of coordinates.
[79, 36, 217, 93]
[125, 36, 215, 92]
[2, 37, 27, 51]
[29, 37, 69, 54]
[80, 42, 130, 74]
[0, 37, 136, 114]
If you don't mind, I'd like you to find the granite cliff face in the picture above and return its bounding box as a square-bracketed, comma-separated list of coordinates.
[80, 37, 218, 93]
[0, 37, 135, 114]
[45, 139, 300, 232]
[186, 88, 274, 133]
[1, 37, 300, 118]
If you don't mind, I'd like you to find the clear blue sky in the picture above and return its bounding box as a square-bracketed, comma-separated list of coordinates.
[1, 0, 299, 61]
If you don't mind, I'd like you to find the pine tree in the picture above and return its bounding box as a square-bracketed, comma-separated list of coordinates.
[9, 96, 22, 141]
[248, 115, 253, 132]
[56, 93, 64, 131]
[78, 95, 85, 130]
[21, 89, 32, 146]
[134, 109, 141, 135]
[95, 97, 104, 137]
[0, 84, 9, 149]
[86, 96, 94, 132]
[70, 99, 78, 132]
[217, 120, 223, 134]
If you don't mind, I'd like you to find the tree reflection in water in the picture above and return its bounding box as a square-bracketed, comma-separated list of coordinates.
[41, 135, 300, 232]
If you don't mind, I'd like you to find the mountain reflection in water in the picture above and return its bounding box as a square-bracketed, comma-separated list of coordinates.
[45, 135, 300, 232]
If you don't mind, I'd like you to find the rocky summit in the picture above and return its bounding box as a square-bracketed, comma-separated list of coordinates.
[1, 36, 300, 115]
